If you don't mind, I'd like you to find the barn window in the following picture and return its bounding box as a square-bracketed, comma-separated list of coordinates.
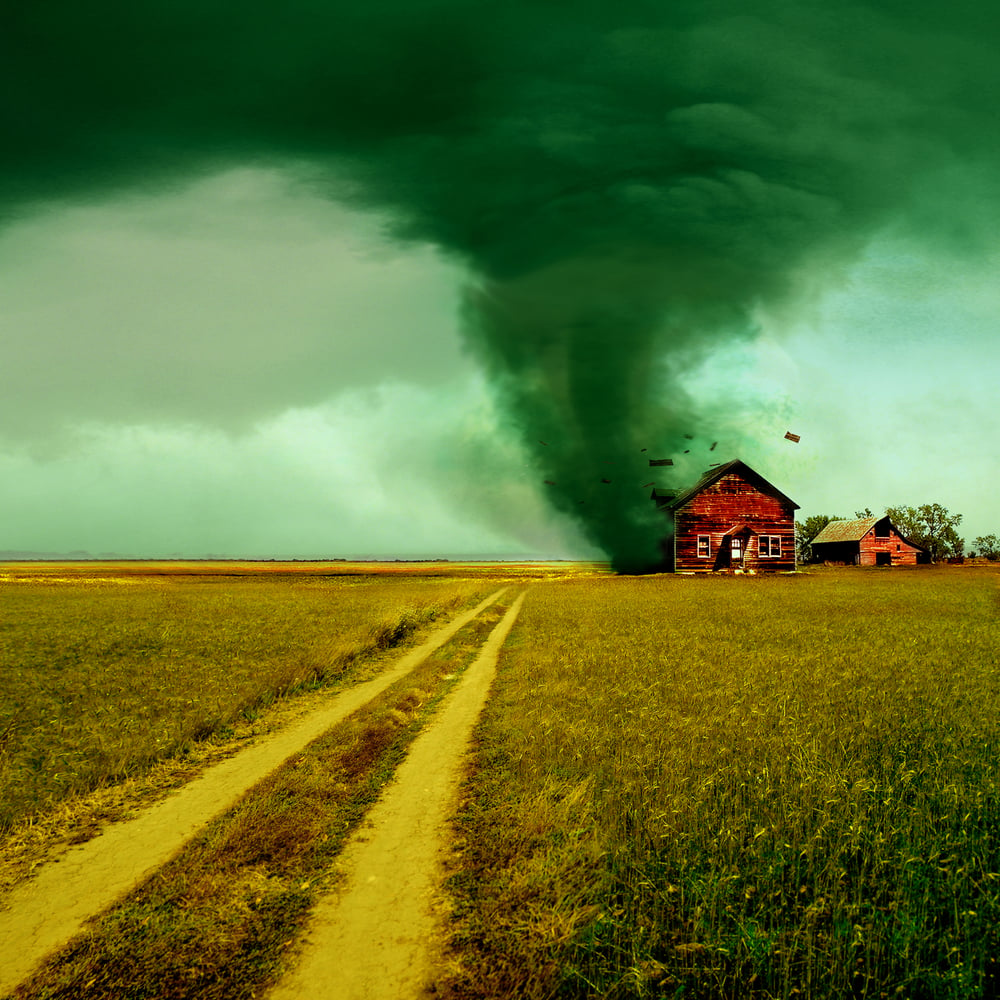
[697, 535, 710, 558]
[760, 535, 781, 557]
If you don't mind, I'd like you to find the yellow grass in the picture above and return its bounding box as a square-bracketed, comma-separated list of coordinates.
[10, 560, 996, 997]
[0, 562, 503, 831]
[446, 567, 1000, 999]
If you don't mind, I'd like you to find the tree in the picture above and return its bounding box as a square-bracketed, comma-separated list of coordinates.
[884, 504, 964, 562]
[974, 535, 1000, 561]
[796, 514, 844, 563]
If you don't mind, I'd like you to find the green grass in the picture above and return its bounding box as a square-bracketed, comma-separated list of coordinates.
[444, 568, 1000, 1000]
[0, 565, 492, 831]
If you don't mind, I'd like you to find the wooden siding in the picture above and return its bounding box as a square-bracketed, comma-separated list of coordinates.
[672, 472, 796, 573]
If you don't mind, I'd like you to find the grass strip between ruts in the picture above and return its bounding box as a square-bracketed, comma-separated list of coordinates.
[6, 594, 518, 1000]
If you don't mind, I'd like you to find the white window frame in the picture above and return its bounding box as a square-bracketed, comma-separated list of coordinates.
[760, 535, 781, 558]
[697, 535, 711, 558]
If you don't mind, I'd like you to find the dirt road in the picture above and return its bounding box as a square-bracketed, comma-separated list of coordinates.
[0, 588, 508, 997]
[268, 590, 527, 1000]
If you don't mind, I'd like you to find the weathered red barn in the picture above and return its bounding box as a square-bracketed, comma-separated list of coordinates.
[652, 459, 798, 573]
[809, 515, 928, 566]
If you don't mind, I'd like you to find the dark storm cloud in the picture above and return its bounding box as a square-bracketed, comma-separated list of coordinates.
[4, 0, 999, 569]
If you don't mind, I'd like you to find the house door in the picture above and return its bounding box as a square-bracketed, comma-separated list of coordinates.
[730, 537, 744, 564]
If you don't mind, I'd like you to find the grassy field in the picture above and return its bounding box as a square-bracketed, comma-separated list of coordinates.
[5, 561, 999, 999]
[0, 561, 511, 832]
[445, 567, 1000, 999]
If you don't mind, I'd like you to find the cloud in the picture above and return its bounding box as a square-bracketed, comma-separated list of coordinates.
[0, 169, 470, 444]
[0, 378, 596, 558]
[769, 236, 1000, 540]
[3, 2, 1000, 565]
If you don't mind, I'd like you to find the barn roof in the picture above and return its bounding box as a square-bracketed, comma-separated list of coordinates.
[811, 515, 928, 552]
[811, 516, 878, 544]
[657, 459, 799, 513]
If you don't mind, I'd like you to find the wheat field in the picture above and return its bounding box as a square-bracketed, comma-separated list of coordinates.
[447, 567, 1000, 999]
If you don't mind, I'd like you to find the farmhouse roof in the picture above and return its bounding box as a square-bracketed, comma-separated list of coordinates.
[811, 517, 878, 544]
[650, 488, 679, 510]
[658, 459, 799, 513]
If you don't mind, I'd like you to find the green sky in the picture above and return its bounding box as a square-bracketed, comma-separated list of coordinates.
[2, 1, 998, 562]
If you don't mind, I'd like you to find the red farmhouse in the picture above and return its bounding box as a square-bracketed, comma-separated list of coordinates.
[809, 515, 928, 566]
[652, 459, 798, 573]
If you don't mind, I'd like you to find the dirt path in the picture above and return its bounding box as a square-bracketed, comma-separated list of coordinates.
[0, 588, 508, 998]
[268, 590, 527, 1000]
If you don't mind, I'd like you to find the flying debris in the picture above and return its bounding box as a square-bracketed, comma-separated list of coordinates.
[601, 478, 612, 484]
[649, 458, 673, 466]
[784, 431, 801, 443]
[710, 442, 718, 451]
[683, 434, 694, 439]
[640, 447, 647, 452]
[684, 449, 690, 454]
[539, 440, 548, 446]
[642, 481, 655, 488]
[544, 480, 556, 485]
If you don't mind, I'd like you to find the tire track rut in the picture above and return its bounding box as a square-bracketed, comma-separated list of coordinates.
[267, 590, 528, 1000]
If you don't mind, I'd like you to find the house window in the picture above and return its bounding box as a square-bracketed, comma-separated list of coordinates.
[697, 535, 710, 558]
[760, 535, 781, 558]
